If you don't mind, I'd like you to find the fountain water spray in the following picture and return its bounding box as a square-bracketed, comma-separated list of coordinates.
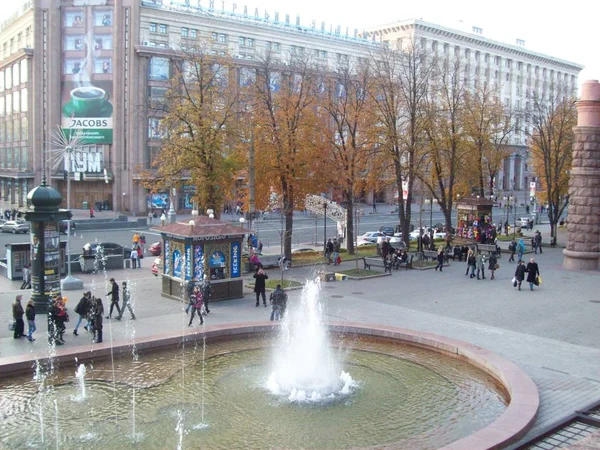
[267, 279, 356, 402]
[74, 363, 87, 401]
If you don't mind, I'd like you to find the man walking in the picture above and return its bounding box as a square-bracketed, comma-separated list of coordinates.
[25, 299, 36, 341]
[106, 278, 121, 319]
[73, 291, 91, 336]
[514, 260, 527, 291]
[535, 231, 543, 254]
[508, 238, 517, 262]
[526, 258, 540, 291]
[20, 265, 31, 289]
[476, 251, 486, 280]
[116, 281, 136, 320]
[12, 295, 25, 339]
[269, 284, 288, 321]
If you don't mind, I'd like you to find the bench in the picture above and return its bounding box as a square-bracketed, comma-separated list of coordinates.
[363, 257, 392, 274]
[477, 244, 501, 258]
[393, 254, 413, 270]
[422, 250, 438, 261]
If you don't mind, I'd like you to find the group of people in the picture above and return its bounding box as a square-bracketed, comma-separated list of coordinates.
[325, 238, 342, 265]
[11, 295, 35, 341]
[463, 248, 498, 280]
[130, 233, 146, 269]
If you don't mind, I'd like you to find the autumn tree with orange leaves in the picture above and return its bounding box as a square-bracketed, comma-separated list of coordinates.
[526, 86, 576, 242]
[141, 47, 242, 219]
[250, 52, 326, 259]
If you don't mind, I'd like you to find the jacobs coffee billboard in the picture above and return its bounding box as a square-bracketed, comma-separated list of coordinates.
[61, 7, 114, 144]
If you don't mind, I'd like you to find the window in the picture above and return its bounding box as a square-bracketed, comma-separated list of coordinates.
[506, 73, 510, 81]
[20, 88, 26, 112]
[21, 117, 27, 141]
[268, 41, 280, 51]
[211, 64, 228, 87]
[6, 93, 11, 114]
[149, 86, 167, 101]
[149, 57, 169, 80]
[12, 64, 19, 86]
[212, 33, 226, 43]
[239, 67, 255, 86]
[150, 23, 157, 33]
[443, 43, 448, 54]
[506, 59, 511, 68]
[454, 46, 459, 56]
[94, 58, 111, 74]
[0, 96, 4, 117]
[0, 71, 3, 92]
[159, 24, 167, 34]
[5, 67, 12, 88]
[474, 51, 480, 61]
[64, 35, 84, 51]
[94, 35, 112, 50]
[494, 70, 498, 79]
[64, 11, 84, 28]
[432, 41, 438, 51]
[181, 27, 189, 37]
[465, 49, 470, 58]
[190, 29, 197, 38]
[518, 62, 523, 71]
[317, 50, 327, 60]
[6, 120, 11, 143]
[94, 10, 112, 26]
[505, 97, 510, 107]
[148, 118, 165, 139]
[64, 59, 83, 75]
[485, 53, 489, 63]
[13, 91, 19, 113]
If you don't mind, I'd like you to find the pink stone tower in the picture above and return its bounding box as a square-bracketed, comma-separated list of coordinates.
[563, 80, 600, 270]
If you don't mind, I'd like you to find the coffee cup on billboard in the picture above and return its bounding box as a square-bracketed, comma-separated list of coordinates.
[69, 86, 111, 116]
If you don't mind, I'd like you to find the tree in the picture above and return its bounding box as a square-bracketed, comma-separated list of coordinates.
[369, 40, 434, 245]
[526, 86, 576, 242]
[250, 52, 326, 258]
[463, 82, 513, 197]
[142, 46, 241, 218]
[321, 62, 375, 254]
[421, 57, 469, 233]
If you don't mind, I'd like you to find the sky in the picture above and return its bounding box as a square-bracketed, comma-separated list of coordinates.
[1, 0, 596, 86]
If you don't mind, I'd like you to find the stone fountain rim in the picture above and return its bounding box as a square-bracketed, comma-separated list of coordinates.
[0, 321, 539, 450]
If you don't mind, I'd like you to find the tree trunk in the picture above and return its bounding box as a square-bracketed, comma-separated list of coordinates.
[346, 193, 355, 255]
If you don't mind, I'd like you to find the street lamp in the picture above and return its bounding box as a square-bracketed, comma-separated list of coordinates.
[239, 217, 245, 228]
[207, 208, 214, 219]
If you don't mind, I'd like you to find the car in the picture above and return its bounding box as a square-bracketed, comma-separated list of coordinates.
[151, 257, 163, 276]
[360, 231, 385, 243]
[379, 226, 395, 236]
[149, 241, 162, 256]
[58, 220, 76, 234]
[1, 220, 29, 234]
[517, 217, 531, 227]
[408, 228, 447, 240]
[85, 242, 131, 256]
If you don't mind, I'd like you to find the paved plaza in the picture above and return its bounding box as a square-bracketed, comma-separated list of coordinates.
[0, 223, 599, 448]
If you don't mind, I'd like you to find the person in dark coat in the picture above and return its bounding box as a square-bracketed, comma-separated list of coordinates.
[91, 297, 104, 343]
[434, 248, 444, 272]
[73, 291, 91, 335]
[526, 257, 540, 291]
[106, 278, 121, 319]
[514, 260, 527, 291]
[117, 281, 136, 320]
[12, 295, 25, 339]
[253, 265, 268, 307]
[488, 252, 498, 280]
[200, 275, 212, 314]
[188, 289, 204, 326]
[25, 299, 36, 341]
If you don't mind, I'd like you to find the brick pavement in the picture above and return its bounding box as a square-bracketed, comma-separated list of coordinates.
[0, 243, 599, 448]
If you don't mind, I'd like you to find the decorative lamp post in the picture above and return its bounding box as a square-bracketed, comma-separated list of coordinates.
[168, 187, 177, 224]
[239, 217, 245, 228]
[323, 200, 327, 256]
[207, 208, 214, 219]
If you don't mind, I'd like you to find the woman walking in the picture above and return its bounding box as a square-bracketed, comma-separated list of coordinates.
[435, 247, 445, 272]
[526, 258, 540, 291]
[488, 252, 498, 280]
[514, 260, 527, 291]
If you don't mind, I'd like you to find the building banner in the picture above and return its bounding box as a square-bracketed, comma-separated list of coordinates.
[230, 242, 240, 278]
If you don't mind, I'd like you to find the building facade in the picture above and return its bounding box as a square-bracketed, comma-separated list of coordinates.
[0, 1, 583, 214]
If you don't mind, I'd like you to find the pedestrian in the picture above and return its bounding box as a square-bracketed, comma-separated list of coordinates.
[132, 232, 140, 246]
[517, 239, 525, 262]
[253, 265, 268, 307]
[25, 299, 36, 341]
[12, 295, 25, 339]
[372, 202, 377, 213]
[488, 252, 498, 280]
[326, 238, 334, 264]
[476, 251, 486, 280]
[89, 206, 95, 218]
[504, 221, 509, 236]
[535, 231, 543, 254]
[117, 281, 136, 320]
[130, 246, 139, 269]
[54, 297, 69, 344]
[508, 238, 517, 262]
[139, 233, 146, 255]
[73, 291, 91, 336]
[465, 249, 476, 278]
[257, 240, 263, 255]
[332, 238, 341, 266]
[185, 283, 197, 314]
[200, 275, 212, 314]
[526, 257, 540, 291]
[106, 278, 121, 319]
[269, 284, 288, 321]
[188, 288, 204, 326]
[514, 260, 527, 291]
[20, 265, 31, 289]
[435, 247, 444, 272]
[91, 297, 104, 343]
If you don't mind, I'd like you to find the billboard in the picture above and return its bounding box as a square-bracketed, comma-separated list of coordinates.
[61, 6, 114, 144]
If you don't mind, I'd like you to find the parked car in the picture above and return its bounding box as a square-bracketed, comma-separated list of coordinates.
[379, 226, 396, 236]
[58, 220, 76, 234]
[85, 242, 131, 257]
[149, 241, 162, 256]
[408, 228, 447, 240]
[151, 257, 163, 276]
[517, 217, 531, 227]
[1, 220, 29, 234]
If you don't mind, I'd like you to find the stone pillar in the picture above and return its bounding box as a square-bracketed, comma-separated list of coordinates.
[563, 80, 600, 271]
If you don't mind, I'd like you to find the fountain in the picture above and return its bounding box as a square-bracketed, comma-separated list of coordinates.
[0, 280, 538, 449]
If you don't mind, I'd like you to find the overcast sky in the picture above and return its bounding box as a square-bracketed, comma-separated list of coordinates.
[1, 0, 596, 87]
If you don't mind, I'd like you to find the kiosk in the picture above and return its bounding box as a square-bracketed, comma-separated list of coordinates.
[455, 197, 495, 241]
[153, 217, 246, 301]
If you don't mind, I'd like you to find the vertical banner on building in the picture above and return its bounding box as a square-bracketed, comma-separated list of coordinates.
[164, 240, 171, 275]
[61, 6, 114, 144]
[185, 244, 192, 281]
[529, 182, 536, 200]
[230, 242, 240, 278]
[193, 244, 204, 281]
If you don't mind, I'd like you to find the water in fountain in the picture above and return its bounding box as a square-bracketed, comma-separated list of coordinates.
[267, 279, 357, 402]
[73, 363, 87, 402]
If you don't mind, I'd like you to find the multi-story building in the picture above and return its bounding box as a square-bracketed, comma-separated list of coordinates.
[366, 19, 584, 203]
[0, 1, 583, 214]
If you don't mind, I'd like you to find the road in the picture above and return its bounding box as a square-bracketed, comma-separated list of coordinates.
[0, 204, 529, 258]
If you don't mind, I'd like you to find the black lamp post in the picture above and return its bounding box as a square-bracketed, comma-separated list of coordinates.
[323, 200, 327, 256]
[23, 177, 71, 343]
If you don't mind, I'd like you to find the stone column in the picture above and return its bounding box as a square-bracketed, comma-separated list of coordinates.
[563, 80, 600, 271]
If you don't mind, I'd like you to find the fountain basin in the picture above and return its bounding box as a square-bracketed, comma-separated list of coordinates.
[0, 322, 538, 449]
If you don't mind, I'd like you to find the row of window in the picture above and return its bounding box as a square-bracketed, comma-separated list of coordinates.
[0, 147, 29, 171]
[181, 28, 198, 38]
[0, 117, 29, 143]
[0, 60, 28, 92]
[150, 23, 168, 34]
[64, 58, 111, 75]
[64, 10, 112, 28]
[1, 26, 32, 60]
[0, 89, 28, 115]
[0, 179, 29, 207]
[64, 34, 112, 51]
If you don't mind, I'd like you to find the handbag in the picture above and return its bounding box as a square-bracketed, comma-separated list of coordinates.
[538, 275, 542, 285]
[534, 276, 540, 286]
[495, 263, 500, 270]
[8, 319, 15, 331]
[511, 276, 517, 287]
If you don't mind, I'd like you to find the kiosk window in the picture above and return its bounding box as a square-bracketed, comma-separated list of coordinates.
[209, 251, 226, 280]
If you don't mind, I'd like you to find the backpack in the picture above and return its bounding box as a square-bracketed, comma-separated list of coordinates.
[509, 242, 516, 252]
